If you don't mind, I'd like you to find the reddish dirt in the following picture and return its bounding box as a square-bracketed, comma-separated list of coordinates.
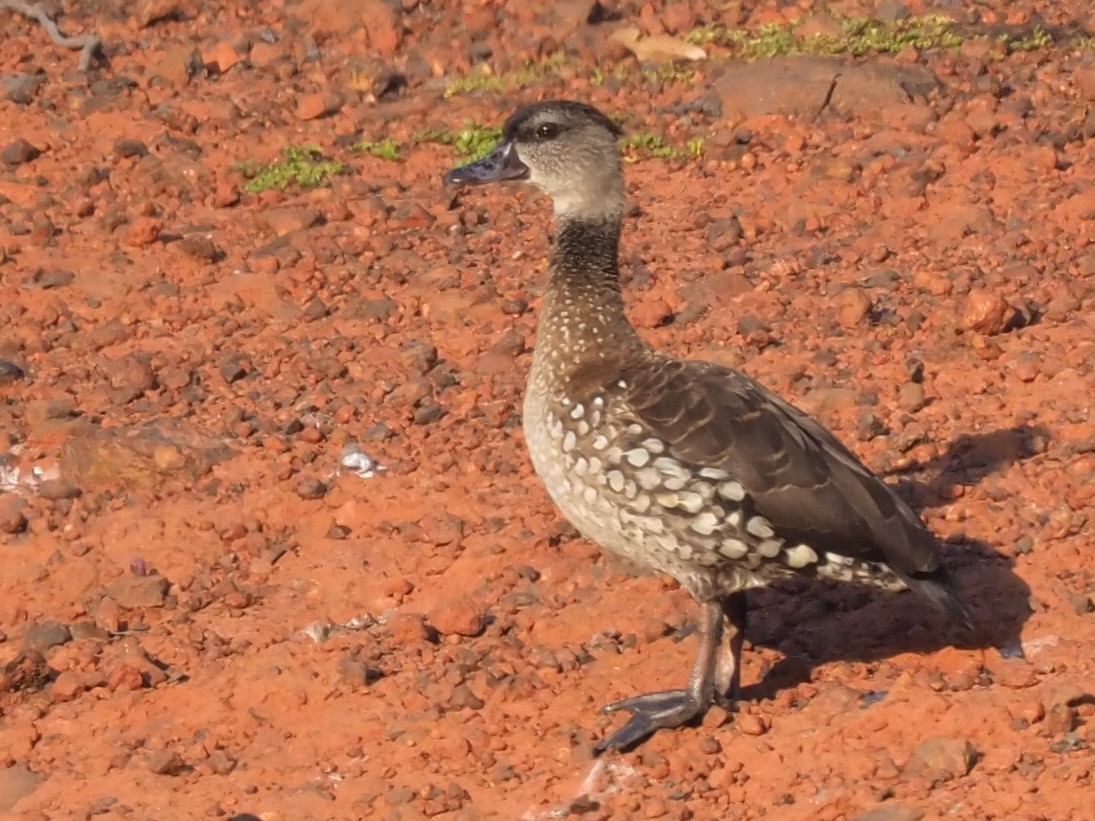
[2, 0, 1095, 818]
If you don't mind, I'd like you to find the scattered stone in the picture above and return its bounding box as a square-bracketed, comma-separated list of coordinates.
[904, 736, 977, 781]
[428, 596, 485, 637]
[961, 288, 1013, 335]
[179, 235, 221, 262]
[0, 764, 43, 812]
[337, 651, 380, 688]
[106, 573, 170, 609]
[296, 91, 343, 120]
[207, 749, 237, 775]
[26, 268, 75, 289]
[25, 397, 76, 428]
[448, 683, 485, 711]
[853, 806, 924, 821]
[296, 478, 327, 500]
[125, 217, 161, 247]
[50, 670, 87, 702]
[69, 621, 109, 641]
[113, 139, 148, 158]
[1045, 703, 1076, 736]
[712, 57, 937, 122]
[151, 46, 203, 86]
[301, 297, 329, 320]
[1, 73, 45, 105]
[896, 382, 926, 413]
[736, 713, 768, 736]
[205, 41, 243, 74]
[61, 423, 233, 490]
[218, 355, 251, 383]
[249, 41, 287, 69]
[146, 750, 186, 776]
[1, 139, 41, 167]
[262, 207, 321, 236]
[0, 359, 25, 385]
[37, 479, 82, 501]
[836, 287, 872, 328]
[136, 0, 186, 27]
[0, 650, 51, 693]
[386, 612, 429, 644]
[24, 620, 72, 653]
[413, 404, 445, 425]
[0, 496, 28, 534]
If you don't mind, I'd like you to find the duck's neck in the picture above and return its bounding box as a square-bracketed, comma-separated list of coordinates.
[534, 216, 645, 376]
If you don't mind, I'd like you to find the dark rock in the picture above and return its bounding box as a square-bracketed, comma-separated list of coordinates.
[178, 235, 221, 261]
[853, 805, 923, 821]
[296, 478, 327, 500]
[904, 736, 977, 781]
[106, 573, 169, 609]
[37, 479, 82, 501]
[1, 138, 41, 166]
[146, 750, 186, 776]
[0, 359, 26, 385]
[24, 620, 72, 653]
[713, 56, 938, 122]
[113, 139, 149, 158]
[1, 72, 45, 104]
[218, 355, 251, 383]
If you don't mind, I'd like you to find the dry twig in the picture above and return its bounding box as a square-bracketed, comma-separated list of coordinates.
[1, 0, 100, 71]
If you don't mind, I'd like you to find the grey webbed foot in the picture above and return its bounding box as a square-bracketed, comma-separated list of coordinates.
[595, 689, 704, 753]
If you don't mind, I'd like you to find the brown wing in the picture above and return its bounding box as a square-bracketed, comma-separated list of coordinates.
[566, 355, 971, 626]
[569, 355, 939, 574]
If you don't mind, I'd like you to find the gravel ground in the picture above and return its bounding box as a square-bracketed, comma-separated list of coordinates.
[1, 0, 1094, 818]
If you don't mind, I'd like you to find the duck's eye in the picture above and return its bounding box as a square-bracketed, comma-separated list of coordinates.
[536, 123, 562, 141]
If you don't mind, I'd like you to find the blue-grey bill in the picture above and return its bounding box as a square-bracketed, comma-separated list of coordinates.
[443, 142, 529, 186]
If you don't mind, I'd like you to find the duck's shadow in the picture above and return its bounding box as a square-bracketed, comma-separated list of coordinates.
[735, 425, 1041, 701]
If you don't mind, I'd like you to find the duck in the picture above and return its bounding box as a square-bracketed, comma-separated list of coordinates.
[443, 100, 973, 753]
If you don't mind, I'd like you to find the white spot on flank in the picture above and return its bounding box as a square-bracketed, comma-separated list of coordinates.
[574, 457, 589, 477]
[675, 491, 704, 513]
[642, 438, 665, 454]
[727, 511, 743, 528]
[746, 516, 774, 539]
[719, 539, 749, 559]
[607, 470, 625, 492]
[636, 468, 661, 490]
[625, 448, 650, 468]
[617, 380, 628, 389]
[719, 481, 746, 502]
[592, 396, 605, 409]
[785, 544, 819, 568]
[570, 404, 585, 419]
[757, 539, 782, 558]
[592, 435, 609, 450]
[699, 467, 730, 480]
[578, 421, 590, 436]
[825, 552, 855, 566]
[691, 511, 720, 535]
[562, 431, 577, 452]
[626, 423, 643, 435]
[588, 456, 603, 473]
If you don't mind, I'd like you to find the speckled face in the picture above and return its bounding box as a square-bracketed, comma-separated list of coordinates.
[500, 101, 626, 218]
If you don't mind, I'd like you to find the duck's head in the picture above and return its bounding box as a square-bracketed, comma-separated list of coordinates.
[444, 100, 625, 220]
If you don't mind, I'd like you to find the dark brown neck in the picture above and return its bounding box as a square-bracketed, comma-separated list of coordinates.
[535, 217, 645, 373]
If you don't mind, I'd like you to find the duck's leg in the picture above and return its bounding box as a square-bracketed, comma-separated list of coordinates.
[713, 591, 747, 702]
[595, 599, 722, 754]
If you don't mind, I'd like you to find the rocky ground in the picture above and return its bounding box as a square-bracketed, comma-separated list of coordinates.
[2, 0, 1095, 818]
